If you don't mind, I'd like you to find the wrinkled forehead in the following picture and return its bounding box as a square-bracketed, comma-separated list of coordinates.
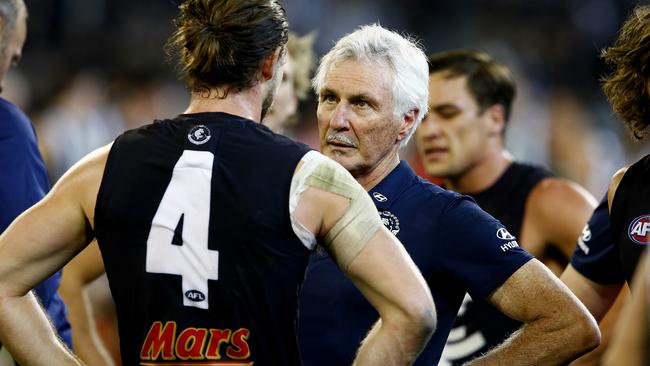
[321, 58, 394, 92]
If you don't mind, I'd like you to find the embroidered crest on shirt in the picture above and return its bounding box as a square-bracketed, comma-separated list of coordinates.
[380, 211, 400, 235]
[188, 125, 211, 145]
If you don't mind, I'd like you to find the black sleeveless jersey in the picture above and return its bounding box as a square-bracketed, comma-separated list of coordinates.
[442, 162, 552, 365]
[94, 112, 312, 366]
[610, 154, 650, 284]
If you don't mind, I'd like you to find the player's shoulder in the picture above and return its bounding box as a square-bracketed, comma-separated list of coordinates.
[405, 176, 478, 213]
[528, 177, 596, 215]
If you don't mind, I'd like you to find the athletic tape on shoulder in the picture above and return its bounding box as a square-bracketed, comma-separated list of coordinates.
[302, 152, 382, 269]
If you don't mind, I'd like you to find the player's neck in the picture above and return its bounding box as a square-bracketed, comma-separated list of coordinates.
[445, 149, 513, 195]
[184, 86, 264, 122]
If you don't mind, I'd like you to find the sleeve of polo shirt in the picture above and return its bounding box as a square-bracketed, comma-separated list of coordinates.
[570, 194, 625, 285]
[440, 196, 534, 299]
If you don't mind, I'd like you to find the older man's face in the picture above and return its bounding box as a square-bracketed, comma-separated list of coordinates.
[0, 7, 26, 94]
[316, 59, 402, 178]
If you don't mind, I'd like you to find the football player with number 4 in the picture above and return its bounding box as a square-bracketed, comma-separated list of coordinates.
[0, 1, 436, 365]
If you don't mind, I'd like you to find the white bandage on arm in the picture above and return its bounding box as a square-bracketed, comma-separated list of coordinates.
[289, 151, 382, 269]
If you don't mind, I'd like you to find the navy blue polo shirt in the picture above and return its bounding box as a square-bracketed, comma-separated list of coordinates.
[298, 161, 533, 365]
[571, 194, 624, 284]
[0, 97, 72, 348]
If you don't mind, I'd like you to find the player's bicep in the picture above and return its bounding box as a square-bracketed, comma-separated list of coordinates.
[0, 186, 88, 296]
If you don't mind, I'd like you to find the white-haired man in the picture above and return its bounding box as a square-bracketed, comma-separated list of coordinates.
[298, 24, 600, 365]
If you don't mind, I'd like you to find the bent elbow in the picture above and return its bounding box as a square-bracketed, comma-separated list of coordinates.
[403, 295, 437, 339]
[568, 308, 601, 355]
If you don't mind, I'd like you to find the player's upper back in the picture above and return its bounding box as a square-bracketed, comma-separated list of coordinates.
[94, 112, 313, 365]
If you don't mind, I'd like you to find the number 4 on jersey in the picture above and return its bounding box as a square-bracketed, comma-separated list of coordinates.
[146, 150, 219, 310]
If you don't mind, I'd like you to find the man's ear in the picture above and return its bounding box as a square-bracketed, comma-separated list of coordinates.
[486, 104, 506, 136]
[397, 108, 419, 142]
[261, 47, 283, 81]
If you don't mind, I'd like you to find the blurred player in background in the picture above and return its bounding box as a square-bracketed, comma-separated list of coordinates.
[415, 50, 596, 365]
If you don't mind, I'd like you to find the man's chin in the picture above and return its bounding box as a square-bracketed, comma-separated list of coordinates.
[323, 149, 354, 168]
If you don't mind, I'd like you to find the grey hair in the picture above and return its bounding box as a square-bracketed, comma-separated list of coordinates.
[312, 23, 429, 147]
[0, 0, 24, 50]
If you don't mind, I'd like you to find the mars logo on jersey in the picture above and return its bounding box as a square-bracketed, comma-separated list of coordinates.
[628, 215, 650, 245]
[140, 321, 253, 365]
[188, 125, 211, 145]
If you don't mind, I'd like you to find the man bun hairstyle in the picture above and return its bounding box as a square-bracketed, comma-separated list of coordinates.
[166, 0, 289, 97]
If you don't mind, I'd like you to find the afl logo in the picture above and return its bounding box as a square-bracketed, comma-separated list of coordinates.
[188, 125, 211, 145]
[628, 215, 650, 245]
[373, 192, 388, 202]
[379, 211, 400, 235]
[496, 228, 515, 240]
[185, 289, 206, 302]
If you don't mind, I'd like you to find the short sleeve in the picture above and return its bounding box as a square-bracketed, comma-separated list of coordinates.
[440, 196, 533, 299]
[570, 194, 625, 285]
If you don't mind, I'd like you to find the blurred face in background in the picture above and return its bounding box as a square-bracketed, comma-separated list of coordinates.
[0, 6, 26, 94]
[263, 54, 298, 132]
[415, 71, 494, 179]
[317, 59, 403, 178]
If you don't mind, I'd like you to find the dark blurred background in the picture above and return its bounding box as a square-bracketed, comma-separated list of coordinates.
[12, 0, 650, 193]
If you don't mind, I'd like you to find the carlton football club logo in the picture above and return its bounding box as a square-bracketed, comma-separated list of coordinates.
[628, 215, 650, 245]
[188, 125, 211, 145]
[379, 211, 400, 235]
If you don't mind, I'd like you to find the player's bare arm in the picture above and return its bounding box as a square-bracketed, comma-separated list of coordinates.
[602, 253, 650, 366]
[465, 259, 600, 365]
[0, 144, 111, 365]
[522, 178, 597, 275]
[561, 265, 624, 323]
[59, 240, 115, 366]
